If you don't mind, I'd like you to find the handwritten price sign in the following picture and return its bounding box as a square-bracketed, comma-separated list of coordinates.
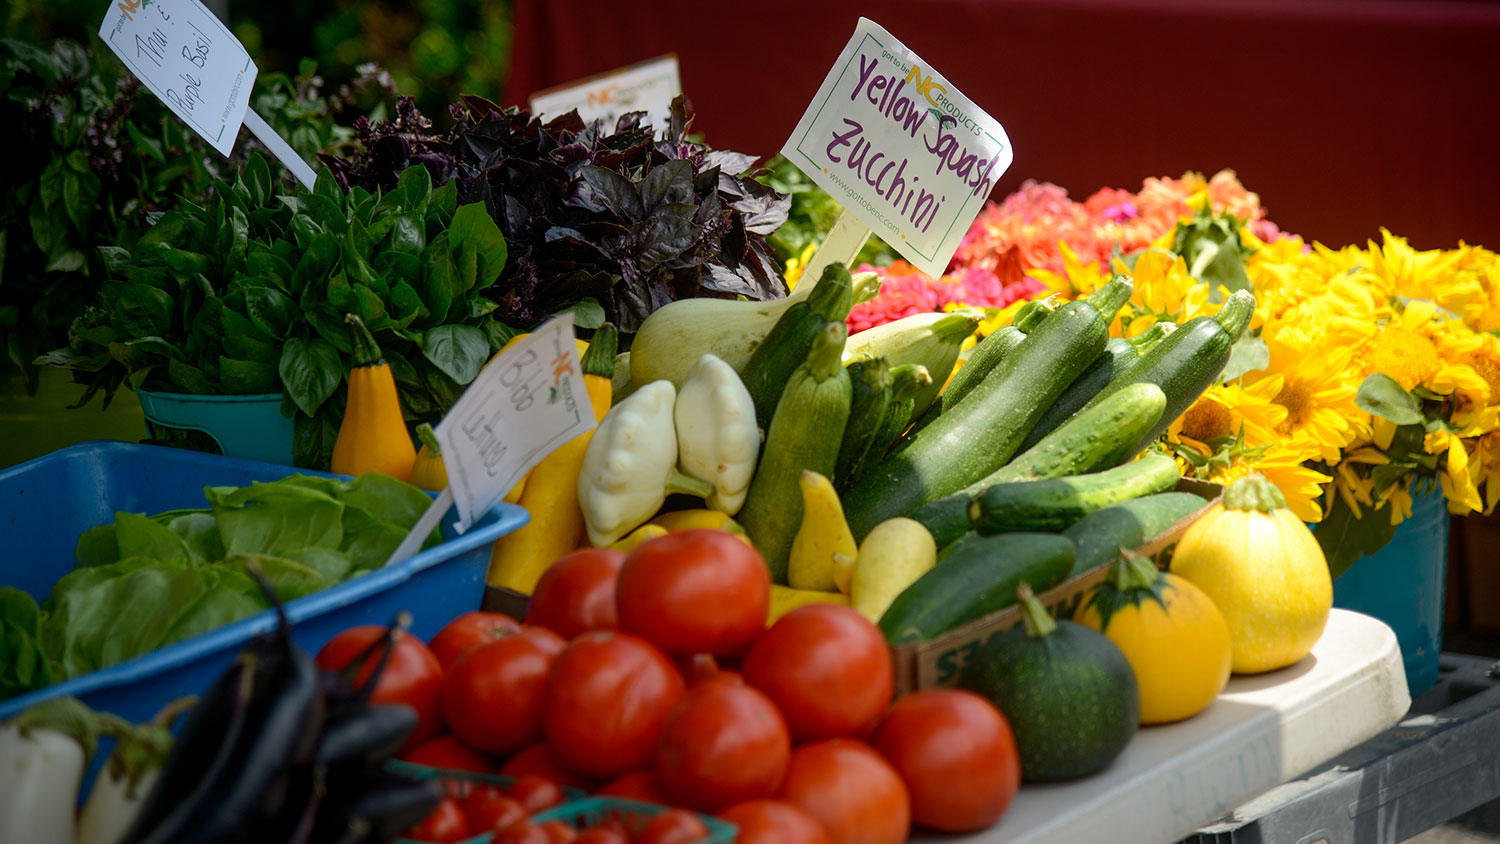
[99, 0, 255, 157]
[435, 315, 595, 532]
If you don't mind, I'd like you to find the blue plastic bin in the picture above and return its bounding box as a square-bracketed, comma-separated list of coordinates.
[0, 441, 528, 725]
[1332, 485, 1450, 696]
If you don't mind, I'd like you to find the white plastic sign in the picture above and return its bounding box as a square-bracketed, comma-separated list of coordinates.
[530, 54, 682, 133]
[98, 0, 256, 158]
[434, 315, 595, 532]
[781, 18, 1014, 279]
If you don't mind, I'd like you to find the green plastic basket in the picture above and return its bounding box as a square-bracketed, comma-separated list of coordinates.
[386, 759, 589, 844]
[531, 797, 735, 843]
[137, 389, 293, 465]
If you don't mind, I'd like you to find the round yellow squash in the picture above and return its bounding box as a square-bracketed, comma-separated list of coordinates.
[1075, 549, 1232, 724]
[1170, 474, 1332, 674]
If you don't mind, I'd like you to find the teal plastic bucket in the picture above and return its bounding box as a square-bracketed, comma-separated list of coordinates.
[1331, 487, 1450, 696]
[137, 389, 293, 466]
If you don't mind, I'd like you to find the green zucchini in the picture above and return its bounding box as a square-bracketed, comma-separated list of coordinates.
[844, 277, 1135, 538]
[909, 382, 1168, 546]
[740, 264, 854, 432]
[1085, 289, 1255, 454]
[968, 453, 1182, 534]
[959, 585, 1138, 781]
[878, 533, 1076, 644]
[834, 358, 893, 491]
[862, 363, 930, 470]
[1063, 492, 1209, 574]
[739, 323, 853, 583]
[1017, 321, 1176, 452]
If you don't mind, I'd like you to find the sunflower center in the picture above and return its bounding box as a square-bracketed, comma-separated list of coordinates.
[1364, 327, 1441, 390]
[1462, 351, 1500, 399]
[1274, 378, 1313, 434]
[1182, 399, 1234, 442]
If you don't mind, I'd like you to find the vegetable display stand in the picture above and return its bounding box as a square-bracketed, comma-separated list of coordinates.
[916, 610, 1409, 844]
[137, 389, 294, 466]
[0, 441, 528, 726]
[1331, 487, 1450, 696]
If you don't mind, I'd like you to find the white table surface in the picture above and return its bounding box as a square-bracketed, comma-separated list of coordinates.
[916, 609, 1411, 844]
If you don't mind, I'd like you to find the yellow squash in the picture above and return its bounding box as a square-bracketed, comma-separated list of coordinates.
[609, 523, 669, 553]
[1170, 474, 1332, 674]
[331, 314, 416, 481]
[849, 517, 937, 623]
[787, 471, 859, 592]
[411, 423, 525, 502]
[1075, 549, 1231, 724]
[486, 324, 617, 594]
[768, 585, 850, 625]
[649, 509, 749, 538]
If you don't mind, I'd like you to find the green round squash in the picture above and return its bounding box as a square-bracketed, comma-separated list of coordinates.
[959, 584, 1139, 781]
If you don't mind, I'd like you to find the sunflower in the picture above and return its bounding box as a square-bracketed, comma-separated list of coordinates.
[1365, 229, 1483, 326]
[1117, 249, 1214, 336]
[1362, 300, 1491, 406]
[1167, 379, 1286, 451]
[1241, 331, 1361, 463]
[1200, 442, 1332, 522]
[1470, 429, 1500, 514]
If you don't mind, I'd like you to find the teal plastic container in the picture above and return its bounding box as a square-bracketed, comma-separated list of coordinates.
[531, 798, 735, 843]
[1332, 487, 1450, 696]
[137, 389, 294, 465]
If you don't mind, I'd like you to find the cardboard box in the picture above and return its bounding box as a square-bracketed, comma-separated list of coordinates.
[888, 477, 1224, 696]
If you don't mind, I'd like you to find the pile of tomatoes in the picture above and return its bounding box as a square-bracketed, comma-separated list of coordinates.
[317, 530, 1024, 844]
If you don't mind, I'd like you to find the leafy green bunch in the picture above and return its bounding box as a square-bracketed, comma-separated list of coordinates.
[42, 152, 513, 469]
[0, 37, 389, 392]
[0, 472, 439, 700]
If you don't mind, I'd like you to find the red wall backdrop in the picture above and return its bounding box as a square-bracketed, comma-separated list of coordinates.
[505, 0, 1500, 251]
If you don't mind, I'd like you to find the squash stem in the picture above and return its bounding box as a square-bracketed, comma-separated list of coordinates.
[581, 323, 618, 379]
[1129, 321, 1176, 354]
[1013, 295, 1060, 333]
[806, 323, 850, 381]
[1088, 273, 1135, 321]
[1016, 582, 1057, 638]
[1110, 548, 1161, 592]
[345, 313, 384, 367]
[1223, 473, 1287, 513]
[665, 468, 715, 500]
[1214, 289, 1256, 341]
[807, 264, 855, 321]
[416, 423, 442, 456]
[888, 364, 931, 403]
[851, 271, 883, 306]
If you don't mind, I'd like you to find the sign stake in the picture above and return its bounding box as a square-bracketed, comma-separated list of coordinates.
[244, 108, 318, 190]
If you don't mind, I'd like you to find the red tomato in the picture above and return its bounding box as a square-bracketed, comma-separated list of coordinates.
[495, 822, 551, 844]
[462, 789, 528, 836]
[872, 690, 1020, 832]
[596, 770, 668, 804]
[526, 547, 626, 638]
[634, 809, 709, 844]
[574, 828, 628, 844]
[544, 631, 685, 778]
[401, 736, 496, 774]
[428, 611, 524, 671]
[616, 531, 769, 657]
[509, 774, 566, 813]
[719, 800, 831, 844]
[501, 743, 596, 790]
[537, 820, 578, 843]
[404, 797, 470, 843]
[443, 627, 566, 755]
[654, 682, 790, 812]
[778, 740, 909, 844]
[317, 626, 445, 749]
[675, 653, 720, 686]
[742, 605, 892, 742]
